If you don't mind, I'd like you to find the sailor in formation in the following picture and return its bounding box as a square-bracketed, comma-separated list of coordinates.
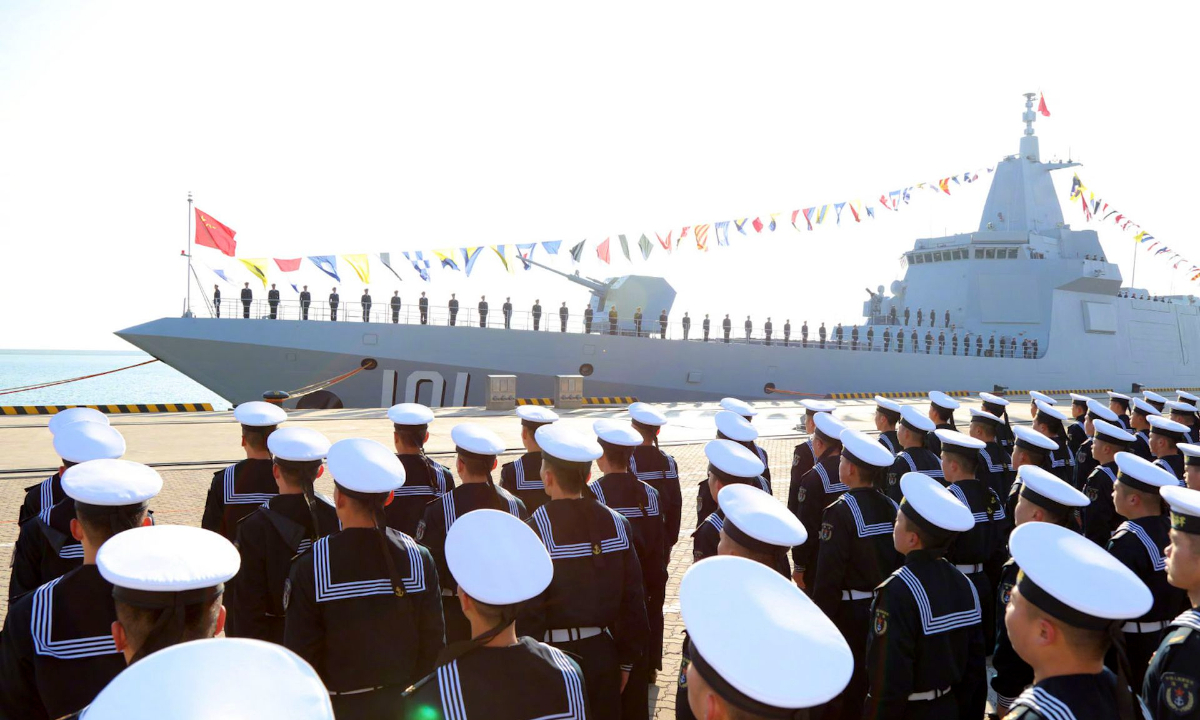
[519, 424, 649, 720]
[791, 412, 849, 591]
[9, 418, 127, 599]
[0, 458, 162, 719]
[1109, 390, 1134, 430]
[979, 391, 1014, 450]
[883, 405, 940, 504]
[386, 403, 455, 536]
[719, 396, 771, 482]
[628, 402, 683, 560]
[1169, 400, 1199, 444]
[1066, 394, 1090, 455]
[1073, 399, 1118, 488]
[692, 439, 768, 564]
[402, 510, 591, 720]
[1029, 399, 1076, 487]
[812, 428, 902, 720]
[17, 407, 112, 524]
[873, 395, 901, 454]
[967, 407, 1011, 499]
[791, 398, 838, 485]
[1003, 425, 1060, 518]
[1080, 419, 1136, 546]
[1182, 443, 1200, 491]
[924, 391, 960, 456]
[990, 465, 1090, 717]
[1149, 414, 1191, 483]
[864, 472, 985, 719]
[228, 426, 340, 643]
[500, 405, 559, 514]
[283, 438, 445, 719]
[202, 401, 287, 541]
[698, 410, 770, 524]
[590, 418, 666, 717]
[419, 424, 525, 644]
[1131, 397, 1161, 460]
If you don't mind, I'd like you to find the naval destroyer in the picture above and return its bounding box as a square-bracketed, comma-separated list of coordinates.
[118, 96, 1200, 408]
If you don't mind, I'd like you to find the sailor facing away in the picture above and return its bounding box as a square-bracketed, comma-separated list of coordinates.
[403, 510, 591, 720]
[883, 405, 941, 504]
[419, 424, 526, 645]
[1131, 398, 1162, 462]
[283, 438, 445, 720]
[791, 412, 849, 592]
[17, 407, 112, 526]
[386, 403, 456, 537]
[967, 408, 1012, 500]
[1149, 414, 1190, 484]
[628, 402, 683, 560]
[1066, 394, 1090, 457]
[719, 397, 771, 485]
[1003, 426, 1059, 520]
[924, 391, 960, 456]
[696, 410, 771, 525]
[790, 399, 838, 499]
[1076, 399, 1120, 490]
[979, 392, 1015, 451]
[228, 427, 340, 643]
[874, 396, 902, 455]
[202, 401, 287, 542]
[500, 405, 559, 515]
[518, 425, 649, 720]
[1002, 522, 1153, 720]
[1032, 400, 1077, 488]
[0, 459, 161, 720]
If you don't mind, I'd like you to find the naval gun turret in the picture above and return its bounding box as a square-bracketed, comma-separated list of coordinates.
[523, 258, 677, 334]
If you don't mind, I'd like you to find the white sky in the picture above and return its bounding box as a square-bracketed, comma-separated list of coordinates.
[2, 1, 1198, 350]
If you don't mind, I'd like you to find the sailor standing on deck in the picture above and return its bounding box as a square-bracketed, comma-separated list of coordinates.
[521, 425, 650, 720]
[241, 282, 253, 318]
[561, 302, 570, 332]
[722, 314, 731, 343]
[883, 405, 941, 504]
[214, 284, 222, 317]
[202, 401, 286, 542]
[500, 406, 559, 515]
[532, 299, 543, 331]
[17, 406, 111, 525]
[504, 297, 513, 329]
[628, 402, 683, 560]
[681, 311, 689, 340]
[402, 510, 590, 720]
[385, 403, 455, 537]
[419, 291, 429, 324]
[812, 429, 902, 720]
[478, 296, 488, 327]
[924, 391, 960, 456]
[863, 473, 985, 720]
[702, 314, 710, 341]
[791, 412, 849, 592]
[420, 424, 525, 645]
[447, 293, 458, 326]
[268, 284, 280, 319]
[586, 304, 595, 334]
[0, 459, 162, 719]
[873, 396, 902, 454]
[329, 287, 339, 321]
[283, 438, 445, 720]
[1149, 415, 1191, 483]
[300, 285, 311, 320]
[360, 288, 372, 323]
[1109, 391, 1134, 430]
[1079, 419, 1135, 547]
[391, 291, 401, 323]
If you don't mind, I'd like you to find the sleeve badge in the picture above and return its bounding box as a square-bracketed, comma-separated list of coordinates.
[819, 522, 833, 542]
[873, 609, 889, 636]
[1163, 673, 1197, 714]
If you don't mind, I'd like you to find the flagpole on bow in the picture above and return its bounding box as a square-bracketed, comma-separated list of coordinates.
[185, 191, 194, 317]
[1131, 238, 1138, 291]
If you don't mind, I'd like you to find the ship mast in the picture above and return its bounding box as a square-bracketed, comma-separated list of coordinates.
[1020, 92, 1040, 161]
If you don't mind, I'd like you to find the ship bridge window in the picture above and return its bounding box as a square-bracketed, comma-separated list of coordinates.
[933, 251, 942, 262]
[985, 248, 995, 259]
[974, 248, 985, 259]
[923, 252, 933, 263]
[1007, 248, 1018, 259]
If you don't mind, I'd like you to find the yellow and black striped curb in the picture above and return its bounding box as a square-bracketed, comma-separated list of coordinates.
[828, 391, 974, 400]
[1, 403, 215, 416]
[516, 397, 637, 407]
[828, 387, 1200, 401]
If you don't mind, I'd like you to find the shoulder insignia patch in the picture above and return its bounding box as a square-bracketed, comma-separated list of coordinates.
[1163, 672, 1197, 714]
[1000, 583, 1013, 605]
[887, 472, 898, 486]
[282, 577, 292, 611]
[693, 550, 704, 562]
[792, 454, 800, 467]
[1086, 485, 1099, 501]
[819, 522, 833, 542]
[874, 609, 888, 636]
[797, 487, 807, 503]
[415, 519, 426, 541]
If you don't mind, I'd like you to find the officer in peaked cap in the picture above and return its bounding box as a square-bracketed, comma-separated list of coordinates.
[1180, 443, 1200, 491]
[790, 399, 838, 498]
[1108, 391, 1134, 430]
[968, 408, 1012, 499]
[202, 401, 287, 542]
[924, 391, 960, 456]
[1079, 419, 1137, 546]
[699, 411, 771, 525]
[403, 510, 589, 720]
[420, 424, 525, 645]
[719, 396, 771, 486]
[979, 391, 1015, 450]
[500, 405, 559, 514]
[9, 421, 127, 600]
[386, 403, 456, 536]
[98, 525, 239, 664]
[680, 557, 854, 719]
[0, 459, 161, 719]
[284, 438, 445, 720]
[1005, 426, 1060, 518]
[1067, 393, 1091, 455]
[694, 439, 767, 564]
[1130, 397, 1161, 461]
[991, 466, 1091, 717]
[864, 473, 985, 719]
[18, 408, 112, 526]
[1149, 415, 1191, 483]
[590, 418, 666, 707]
[1109, 452, 1191, 685]
[1168, 400, 1199, 445]
[628, 402, 683, 561]
[1143, 485, 1200, 718]
[813, 429, 902, 720]
[884, 405, 942, 504]
[1004, 522, 1154, 719]
[1143, 390, 1169, 413]
[791, 412, 848, 592]
[228, 427, 339, 643]
[1032, 399, 1076, 487]
[874, 396, 902, 454]
[1075, 399, 1119, 489]
[520, 424, 649, 720]
[80, 638, 335, 720]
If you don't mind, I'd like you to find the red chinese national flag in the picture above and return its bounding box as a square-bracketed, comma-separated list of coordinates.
[194, 208, 237, 257]
[1037, 93, 1050, 117]
[274, 257, 302, 272]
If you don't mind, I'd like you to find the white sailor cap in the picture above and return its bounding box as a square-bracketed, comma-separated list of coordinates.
[840, 428, 895, 468]
[1029, 391, 1057, 406]
[1034, 400, 1068, 423]
[680, 556, 852, 712]
[1163, 485, 1200, 533]
[1093, 419, 1135, 448]
[1143, 390, 1168, 405]
[717, 484, 807, 550]
[628, 402, 668, 427]
[800, 399, 837, 414]
[593, 419, 643, 448]
[53, 421, 126, 464]
[1009, 522, 1152, 630]
[968, 408, 1003, 427]
[327, 438, 405, 493]
[1012, 425, 1058, 454]
[1115, 451, 1180, 492]
[1016, 465, 1089, 516]
[1179, 443, 1200, 467]
[935, 429, 986, 455]
[1085, 399, 1117, 423]
[1107, 390, 1132, 404]
[874, 396, 902, 414]
[516, 405, 560, 424]
[451, 423, 506, 457]
[978, 392, 1009, 408]
[387, 402, 434, 426]
[47, 407, 109, 435]
[928, 391, 960, 411]
[535, 424, 602, 464]
[1132, 398, 1161, 416]
[1069, 393, 1091, 406]
[1178, 390, 1200, 403]
[720, 397, 758, 418]
[98, 525, 239, 596]
[715, 411, 759, 443]
[899, 472, 974, 536]
[812, 411, 847, 442]
[267, 427, 331, 462]
[62, 459, 162, 507]
[705, 439, 765, 480]
[83, 638, 334, 720]
[446, 509, 552, 605]
[1149, 415, 1190, 442]
[234, 401, 287, 427]
[898, 404, 935, 433]
[1166, 400, 1200, 416]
